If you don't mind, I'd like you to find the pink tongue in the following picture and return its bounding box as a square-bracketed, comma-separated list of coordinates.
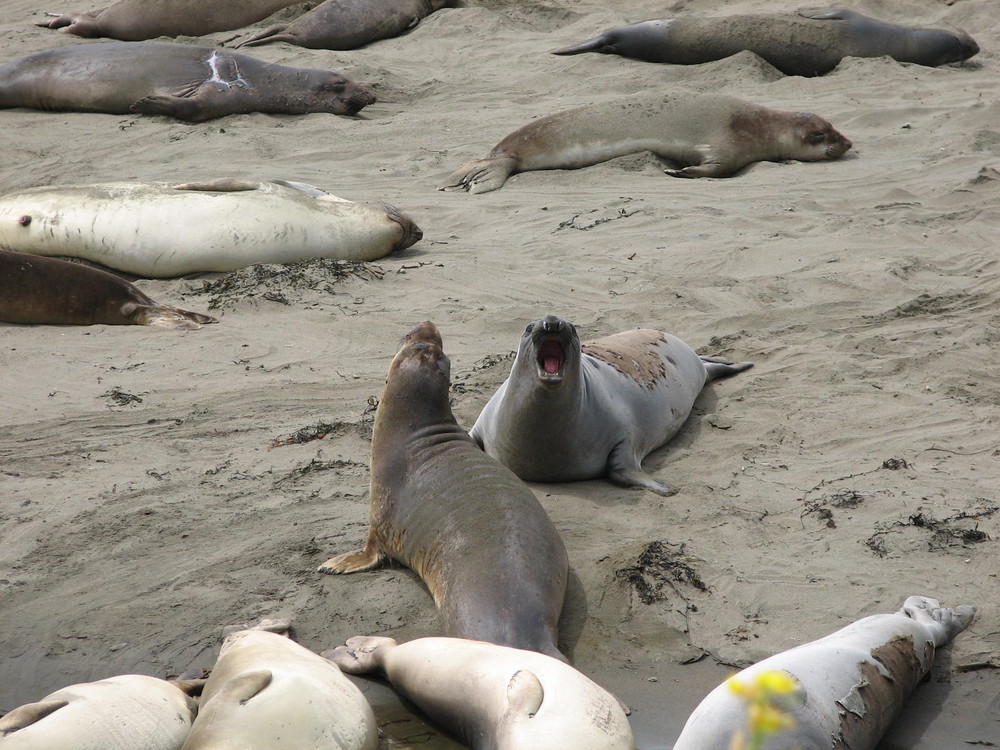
[543, 357, 561, 374]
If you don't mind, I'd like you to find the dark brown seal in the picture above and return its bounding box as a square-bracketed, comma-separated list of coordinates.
[318, 322, 569, 661]
[34, 0, 304, 41]
[241, 0, 448, 50]
[0, 250, 216, 328]
[0, 42, 375, 122]
[552, 9, 979, 76]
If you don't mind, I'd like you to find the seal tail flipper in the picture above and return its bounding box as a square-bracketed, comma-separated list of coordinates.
[438, 157, 518, 194]
[238, 25, 290, 48]
[0, 700, 68, 734]
[901, 596, 976, 646]
[133, 305, 218, 330]
[551, 36, 607, 56]
[321, 636, 398, 674]
[700, 357, 753, 382]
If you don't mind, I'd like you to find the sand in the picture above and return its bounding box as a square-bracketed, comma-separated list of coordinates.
[1, 0, 998, 747]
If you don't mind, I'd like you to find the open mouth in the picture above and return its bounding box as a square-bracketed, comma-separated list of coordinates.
[537, 337, 565, 380]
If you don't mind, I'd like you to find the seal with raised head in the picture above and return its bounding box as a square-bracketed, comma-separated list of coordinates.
[0, 41, 375, 122]
[0, 250, 216, 328]
[0, 674, 199, 750]
[673, 596, 976, 750]
[318, 322, 569, 662]
[0, 179, 420, 277]
[241, 0, 448, 50]
[552, 9, 979, 77]
[326, 636, 635, 750]
[469, 316, 752, 496]
[181, 621, 377, 750]
[35, 0, 304, 41]
[438, 93, 852, 193]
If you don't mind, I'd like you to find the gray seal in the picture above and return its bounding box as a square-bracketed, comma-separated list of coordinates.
[438, 92, 852, 193]
[470, 316, 752, 496]
[0, 41, 375, 121]
[318, 322, 569, 661]
[552, 9, 979, 76]
[241, 0, 448, 50]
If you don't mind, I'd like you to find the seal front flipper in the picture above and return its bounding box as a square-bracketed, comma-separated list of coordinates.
[238, 25, 291, 48]
[438, 157, 518, 194]
[131, 91, 211, 122]
[504, 670, 545, 718]
[323, 636, 398, 674]
[131, 303, 218, 329]
[798, 9, 855, 22]
[34, 12, 103, 37]
[0, 700, 69, 734]
[173, 178, 261, 192]
[606, 441, 676, 496]
[318, 539, 387, 574]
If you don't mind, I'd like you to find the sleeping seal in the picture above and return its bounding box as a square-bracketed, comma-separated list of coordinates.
[470, 316, 752, 495]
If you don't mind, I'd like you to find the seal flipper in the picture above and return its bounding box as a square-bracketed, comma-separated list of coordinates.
[214, 670, 273, 704]
[238, 25, 292, 48]
[322, 636, 398, 674]
[0, 700, 68, 734]
[129, 303, 218, 330]
[551, 35, 612, 56]
[798, 9, 855, 22]
[318, 539, 387, 574]
[34, 12, 104, 37]
[607, 442, 676, 496]
[504, 670, 544, 718]
[700, 356, 753, 382]
[438, 157, 518, 194]
[173, 178, 260, 192]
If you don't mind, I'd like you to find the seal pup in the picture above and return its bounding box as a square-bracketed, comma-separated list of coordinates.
[438, 93, 852, 193]
[552, 10, 979, 77]
[0, 179, 420, 277]
[0, 250, 216, 328]
[318, 322, 569, 661]
[0, 674, 199, 750]
[326, 636, 635, 750]
[181, 621, 377, 750]
[35, 0, 304, 41]
[673, 596, 976, 750]
[470, 316, 752, 496]
[241, 0, 448, 50]
[0, 42, 375, 122]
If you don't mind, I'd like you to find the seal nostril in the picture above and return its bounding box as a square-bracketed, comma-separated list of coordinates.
[18, 215, 31, 227]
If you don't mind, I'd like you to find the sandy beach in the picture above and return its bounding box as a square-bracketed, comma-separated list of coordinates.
[1, 0, 998, 746]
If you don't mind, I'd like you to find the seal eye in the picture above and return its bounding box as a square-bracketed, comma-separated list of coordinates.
[524, 323, 534, 334]
[18, 215, 31, 227]
[809, 131, 828, 144]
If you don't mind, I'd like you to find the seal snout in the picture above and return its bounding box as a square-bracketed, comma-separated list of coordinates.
[404, 320, 443, 350]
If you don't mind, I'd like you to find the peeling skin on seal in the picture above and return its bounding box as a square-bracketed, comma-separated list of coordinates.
[834, 634, 927, 749]
[582, 330, 668, 389]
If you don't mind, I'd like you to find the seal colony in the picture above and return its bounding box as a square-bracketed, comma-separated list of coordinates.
[471, 315, 752, 495]
[0, 42, 375, 121]
[0, 179, 421, 277]
[439, 92, 852, 193]
[552, 9, 980, 77]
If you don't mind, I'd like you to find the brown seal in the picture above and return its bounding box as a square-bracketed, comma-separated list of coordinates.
[439, 93, 852, 193]
[0, 250, 216, 328]
[240, 0, 448, 50]
[552, 10, 979, 77]
[318, 322, 569, 661]
[34, 0, 304, 41]
[0, 41, 375, 122]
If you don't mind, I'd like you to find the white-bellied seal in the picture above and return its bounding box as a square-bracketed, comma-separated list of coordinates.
[35, 0, 304, 41]
[0, 250, 216, 328]
[0, 179, 420, 277]
[438, 93, 852, 193]
[318, 322, 569, 661]
[469, 316, 752, 496]
[673, 596, 976, 750]
[0, 42, 375, 121]
[181, 621, 377, 750]
[240, 0, 448, 50]
[326, 636, 635, 750]
[553, 10, 979, 77]
[0, 674, 198, 750]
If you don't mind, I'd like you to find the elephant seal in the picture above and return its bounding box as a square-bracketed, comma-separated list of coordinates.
[0, 42, 375, 121]
[35, 0, 304, 41]
[552, 9, 979, 76]
[673, 596, 976, 750]
[181, 622, 377, 750]
[469, 316, 752, 496]
[241, 0, 448, 50]
[0, 179, 420, 277]
[0, 250, 216, 328]
[438, 93, 852, 193]
[0, 674, 198, 750]
[326, 636, 635, 750]
[318, 322, 569, 661]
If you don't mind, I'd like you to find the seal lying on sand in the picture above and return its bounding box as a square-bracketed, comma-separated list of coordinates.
[0, 250, 216, 328]
[326, 636, 635, 750]
[0, 42, 375, 121]
[439, 93, 852, 193]
[673, 596, 976, 750]
[35, 0, 303, 41]
[181, 620, 377, 750]
[0, 179, 420, 277]
[552, 9, 979, 76]
[470, 316, 752, 496]
[318, 322, 569, 661]
[241, 0, 448, 50]
[0, 674, 199, 750]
